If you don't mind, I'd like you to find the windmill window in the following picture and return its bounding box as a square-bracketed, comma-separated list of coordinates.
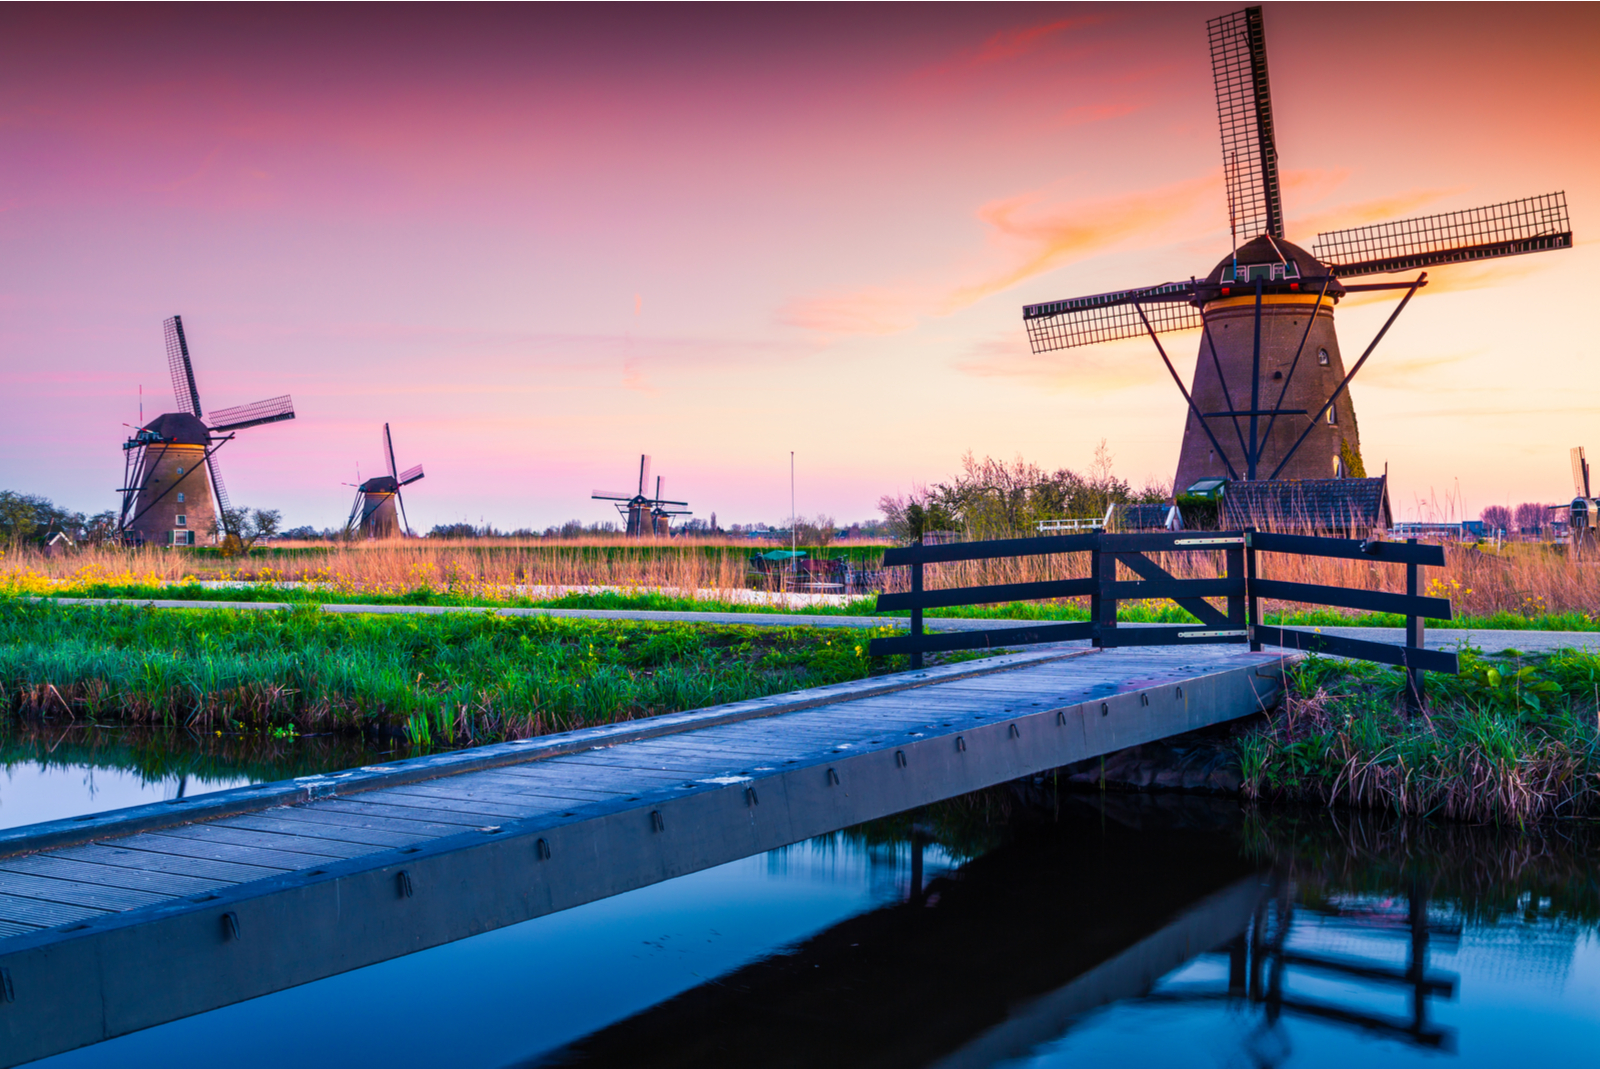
[1333, 455, 1344, 477]
[177, 492, 185, 503]
[1317, 348, 1330, 366]
[176, 515, 187, 526]
[176, 467, 184, 475]
[1327, 406, 1337, 425]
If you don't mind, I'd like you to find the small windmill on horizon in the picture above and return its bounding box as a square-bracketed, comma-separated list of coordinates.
[119, 315, 295, 547]
[1022, 5, 1573, 505]
[592, 455, 690, 537]
[344, 423, 425, 538]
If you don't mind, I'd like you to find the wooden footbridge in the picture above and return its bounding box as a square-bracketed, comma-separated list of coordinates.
[0, 644, 1293, 1066]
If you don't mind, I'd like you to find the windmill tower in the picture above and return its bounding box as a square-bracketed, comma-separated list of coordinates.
[592, 455, 690, 537]
[345, 424, 425, 538]
[1022, 6, 1573, 497]
[119, 316, 296, 547]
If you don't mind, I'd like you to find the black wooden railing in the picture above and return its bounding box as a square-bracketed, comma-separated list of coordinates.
[870, 530, 1457, 707]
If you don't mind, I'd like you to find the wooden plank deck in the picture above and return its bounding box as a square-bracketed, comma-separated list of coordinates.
[0, 645, 1294, 1066]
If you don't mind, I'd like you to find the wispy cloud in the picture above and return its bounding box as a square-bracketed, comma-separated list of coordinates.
[952, 331, 1178, 394]
[781, 175, 1218, 337]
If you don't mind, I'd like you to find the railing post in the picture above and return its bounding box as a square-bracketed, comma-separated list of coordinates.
[1245, 527, 1261, 651]
[1226, 533, 1246, 641]
[910, 540, 924, 670]
[1404, 537, 1424, 714]
[1091, 533, 1114, 648]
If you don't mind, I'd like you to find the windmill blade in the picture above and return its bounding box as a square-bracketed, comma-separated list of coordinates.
[1022, 282, 1200, 354]
[383, 423, 399, 482]
[1209, 6, 1283, 244]
[207, 395, 296, 432]
[395, 485, 412, 537]
[163, 315, 203, 418]
[206, 452, 234, 536]
[592, 490, 636, 501]
[1573, 447, 1590, 499]
[1313, 192, 1572, 277]
[398, 463, 424, 486]
[345, 489, 364, 534]
[637, 455, 652, 497]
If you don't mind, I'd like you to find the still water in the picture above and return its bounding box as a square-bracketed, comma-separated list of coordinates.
[4, 728, 1599, 1067]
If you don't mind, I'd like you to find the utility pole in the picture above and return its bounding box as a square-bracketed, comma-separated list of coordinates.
[790, 451, 797, 589]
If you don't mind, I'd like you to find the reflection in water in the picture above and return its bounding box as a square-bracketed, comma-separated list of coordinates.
[13, 754, 1600, 1068]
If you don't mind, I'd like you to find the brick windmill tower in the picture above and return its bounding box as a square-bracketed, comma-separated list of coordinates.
[1022, 6, 1572, 507]
[344, 423, 425, 538]
[119, 316, 296, 547]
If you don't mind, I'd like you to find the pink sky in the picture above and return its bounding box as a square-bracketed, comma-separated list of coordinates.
[3, 3, 1597, 531]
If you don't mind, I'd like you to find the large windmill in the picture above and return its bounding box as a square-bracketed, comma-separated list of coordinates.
[1022, 5, 1572, 498]
[344, 423, 425, 538]
[119, 316, 295, 547]
[592, 455, 690, 537]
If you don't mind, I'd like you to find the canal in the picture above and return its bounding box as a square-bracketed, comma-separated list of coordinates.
[3, 724, 1598, 1067]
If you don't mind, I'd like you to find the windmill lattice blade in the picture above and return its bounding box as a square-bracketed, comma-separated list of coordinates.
[1312, 192, 1572, 278]
[1209, 6, 1283, 244]
[1573, 447, 1589, 499]
[637, 455, 652, 497]
[384, 424, 399, 481]
[207, 395, 296, 433]
[1022, 283, 1200, 354]
[206, 453, 232, 532]
[398, 463, 424, 486]
[592, 490, 635, 501]
[163, 315, 202, 418]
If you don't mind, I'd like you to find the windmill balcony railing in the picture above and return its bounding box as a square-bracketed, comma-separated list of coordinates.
[868, 529, 1456, 710]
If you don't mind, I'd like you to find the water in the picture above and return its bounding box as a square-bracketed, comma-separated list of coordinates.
[5, 728, 1599, 1067]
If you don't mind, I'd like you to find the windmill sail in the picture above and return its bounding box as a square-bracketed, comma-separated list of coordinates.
[206, 452, 233, 531]
[1573, 447, 1590, 499]
[1209, 5, 1283, 244]
[163, 315, 203, 417]
[1023, 282, 1202, 355]
[208, 395, 296, 432]
[398, 463, 425, 486]
[637, 455, 652, 497]
[383, 424, 399, 481]
[1312, 192, 1572, 277]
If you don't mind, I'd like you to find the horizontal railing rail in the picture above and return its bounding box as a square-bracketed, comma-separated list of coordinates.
[869, 528, 1458, 710]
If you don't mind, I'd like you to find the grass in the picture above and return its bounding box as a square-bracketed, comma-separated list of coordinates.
[0, 600, 906, 743]
[1237, 649, 1600, 824]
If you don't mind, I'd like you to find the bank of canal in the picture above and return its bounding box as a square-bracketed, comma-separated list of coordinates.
[10, 766, 1598, 1068]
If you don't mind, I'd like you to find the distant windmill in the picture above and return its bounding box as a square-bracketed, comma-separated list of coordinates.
[119, 315, 295, 547]
[345, 423, 425, 538]
[1570, 447, 1597, 555]
[1022, 5, 1573, 497]
[592, 455, 689, 537]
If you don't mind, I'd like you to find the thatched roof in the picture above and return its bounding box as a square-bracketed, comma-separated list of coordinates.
[1221, 477, 1391, 534]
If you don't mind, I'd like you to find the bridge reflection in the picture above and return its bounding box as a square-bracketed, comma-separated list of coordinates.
[533, 796, 1460, 1068]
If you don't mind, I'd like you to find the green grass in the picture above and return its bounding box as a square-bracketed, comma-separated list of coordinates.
[34, 584, 1600, 631]
[1237, 649, 1600, 824]
[0, 600, 904, 743]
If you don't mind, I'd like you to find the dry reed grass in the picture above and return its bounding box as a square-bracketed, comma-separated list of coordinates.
[5, 534, 1597, 622]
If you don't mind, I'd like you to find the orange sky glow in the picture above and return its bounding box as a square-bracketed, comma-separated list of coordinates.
[3, 3, 1597, 530]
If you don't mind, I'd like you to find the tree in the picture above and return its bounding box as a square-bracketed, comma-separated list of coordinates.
[211, 507, 281, 556]
[794, 513, 837, 548]
[1480, 505, 1512, 533]
[1513, 502, 1550, 534]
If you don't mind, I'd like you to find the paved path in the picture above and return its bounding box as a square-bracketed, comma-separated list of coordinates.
[0, 644, 1290, 1066]
[33, 597, 1600, 653]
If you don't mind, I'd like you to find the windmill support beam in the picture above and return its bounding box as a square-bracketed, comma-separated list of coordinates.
[1134, 302, 1241, 481]
[1268, 273, 1427, 481]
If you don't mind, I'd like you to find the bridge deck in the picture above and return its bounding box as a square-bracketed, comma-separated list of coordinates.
[0, 645, 1293, 1066]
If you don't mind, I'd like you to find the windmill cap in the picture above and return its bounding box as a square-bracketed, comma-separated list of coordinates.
[360, 476, 399, 493]
[1205, 235, 1341, 292]
[139, 413, 210, 446]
